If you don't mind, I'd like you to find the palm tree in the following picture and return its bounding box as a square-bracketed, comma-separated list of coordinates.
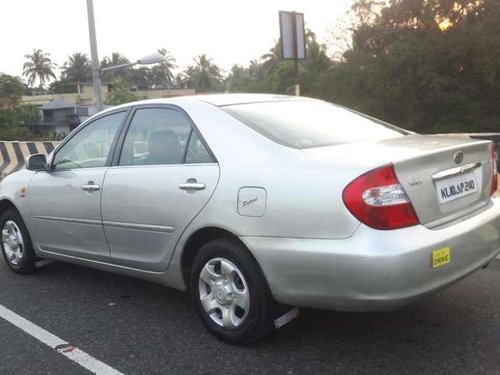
[175, 72, 188, 89]
[101, 52, 130, 68]
[260, 40, 282, 72]
[131, 66, 151, 90]
[61, 52, 92, 92]
[183, 54, 223, 92]
[22, 49, 57, 87]
[148, 48, 177, 88]
[248, 59, 261, 76]
[101, 53, 131, 81]
[61, 53, 91, 84]
[301, 31, 332, 75]
[299, 31, 333, 95]
[225, 64, 263, 93]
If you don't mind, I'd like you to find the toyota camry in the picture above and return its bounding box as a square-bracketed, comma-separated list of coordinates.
[1, 94, 499, 344]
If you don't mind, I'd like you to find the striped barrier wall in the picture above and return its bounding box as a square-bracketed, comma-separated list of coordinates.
[0, 142, 60, 179]
[0, 135, 497, 179]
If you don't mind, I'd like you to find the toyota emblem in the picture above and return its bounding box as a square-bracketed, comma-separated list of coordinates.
[454, 151, 464, 164]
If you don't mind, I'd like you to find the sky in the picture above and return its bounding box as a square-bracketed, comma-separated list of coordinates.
[0, 0, 353, 80]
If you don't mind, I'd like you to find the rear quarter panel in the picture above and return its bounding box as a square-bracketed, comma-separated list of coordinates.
[162, 101, 367, 289]
[174, 100, 362, 240]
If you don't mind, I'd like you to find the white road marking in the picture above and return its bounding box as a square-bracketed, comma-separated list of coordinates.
[0, 303, 123, 375]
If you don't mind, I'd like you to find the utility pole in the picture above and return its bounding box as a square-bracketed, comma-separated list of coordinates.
[291, 11, 300, 96]
[86, 0, 103, 112]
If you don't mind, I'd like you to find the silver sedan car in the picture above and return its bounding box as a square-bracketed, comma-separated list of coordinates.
[1, 94, 499, 344]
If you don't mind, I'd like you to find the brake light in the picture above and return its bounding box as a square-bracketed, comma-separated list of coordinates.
[491, 143, 497, 196]
[342, 165, 419, 230]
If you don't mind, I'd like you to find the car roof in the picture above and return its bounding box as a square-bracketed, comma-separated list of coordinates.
[186, 93, 305, 107]
[101, 93, 313, 115]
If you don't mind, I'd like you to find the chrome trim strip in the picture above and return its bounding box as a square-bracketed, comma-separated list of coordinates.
[107, 163, 218, 170]
[31, 215, 175, 233]
[37, 249, 165, 275]
[431, 162, 482, 181]
[102, 221, 175, 233]
[31, 215, 101, 226]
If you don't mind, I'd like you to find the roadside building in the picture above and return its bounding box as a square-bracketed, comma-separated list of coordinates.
[21, 84, 195, 139]
[34, 99, 83, 138]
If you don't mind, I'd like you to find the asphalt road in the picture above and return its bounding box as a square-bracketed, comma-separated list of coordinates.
[0, 256, 499, 375]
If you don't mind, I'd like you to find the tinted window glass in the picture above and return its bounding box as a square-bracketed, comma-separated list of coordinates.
[222, 100, 407, 149]
[119, 108, 191, 166]
[53, 111, 124, 170]
[185, 132, 214, 164]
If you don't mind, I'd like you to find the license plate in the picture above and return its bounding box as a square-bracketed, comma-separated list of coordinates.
[432, 247, 451, 268]
[435, 172, 478, 204]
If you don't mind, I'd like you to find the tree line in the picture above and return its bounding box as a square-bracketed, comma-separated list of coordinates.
[1, 0, 499, 138]
[18, 48, 223, 97]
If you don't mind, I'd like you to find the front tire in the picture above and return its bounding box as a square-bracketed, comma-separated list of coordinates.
[0, 208, 36, 274]
[191, 238, 275, 345]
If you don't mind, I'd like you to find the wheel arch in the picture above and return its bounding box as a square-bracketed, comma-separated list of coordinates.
[180, 226, 264, 290]
[0, 199, 32, 247]
[0, 199, 20, 218]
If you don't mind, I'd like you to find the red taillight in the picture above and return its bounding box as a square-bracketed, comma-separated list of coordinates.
[342, 164, 420, 230]
[491, 142, 497, 196]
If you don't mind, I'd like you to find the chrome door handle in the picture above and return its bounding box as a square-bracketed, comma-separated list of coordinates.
[179, 179, 206, 191]
[81, 183, 100, 192]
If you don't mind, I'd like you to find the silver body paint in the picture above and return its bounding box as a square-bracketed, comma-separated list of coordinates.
[1, 94, 499, 311]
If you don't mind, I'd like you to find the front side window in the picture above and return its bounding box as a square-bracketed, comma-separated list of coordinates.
[119, 108, 192, 166]
[52, 111, 125, 170]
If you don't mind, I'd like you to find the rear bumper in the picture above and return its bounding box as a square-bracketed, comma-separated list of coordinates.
[241, 198, 500, 311]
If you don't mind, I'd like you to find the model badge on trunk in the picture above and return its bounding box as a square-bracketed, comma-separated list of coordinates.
[408, 178, 423, 187]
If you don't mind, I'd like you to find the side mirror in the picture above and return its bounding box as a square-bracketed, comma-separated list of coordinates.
[25, 154, 47, 171]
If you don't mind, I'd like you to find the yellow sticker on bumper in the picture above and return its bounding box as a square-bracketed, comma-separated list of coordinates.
[432, 247, 451, 268]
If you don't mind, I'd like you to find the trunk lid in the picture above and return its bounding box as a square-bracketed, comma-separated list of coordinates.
[304, 134, 496, 228]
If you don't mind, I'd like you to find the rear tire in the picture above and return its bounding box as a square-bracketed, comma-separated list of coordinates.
[0, 208, 36, 274]
[191, 238, 275, 345]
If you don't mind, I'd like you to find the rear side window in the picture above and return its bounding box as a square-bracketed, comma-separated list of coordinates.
[222, 100, 408, 149]
[119, 108, 191, 166]
[185, 132, 214, 164]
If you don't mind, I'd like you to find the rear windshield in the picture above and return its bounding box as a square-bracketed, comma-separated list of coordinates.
[222, 100, 408, 149]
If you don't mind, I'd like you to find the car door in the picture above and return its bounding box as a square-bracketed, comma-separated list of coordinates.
[27, 110, 128, 260]
[101, 106, 219, 272]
